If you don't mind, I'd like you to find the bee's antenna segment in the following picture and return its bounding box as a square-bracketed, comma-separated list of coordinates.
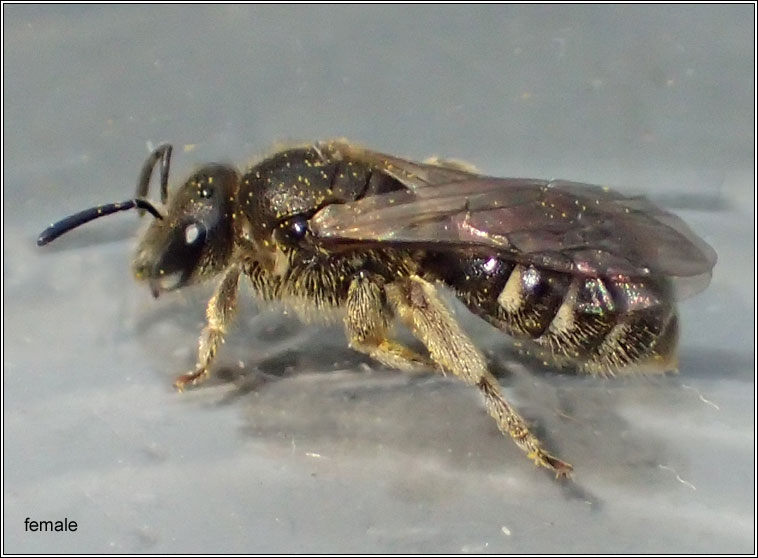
[37, 199, 163, 246]
[136, 143, 173, 213]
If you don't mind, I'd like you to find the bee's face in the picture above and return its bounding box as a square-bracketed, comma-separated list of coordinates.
[132, 164, 239, 296]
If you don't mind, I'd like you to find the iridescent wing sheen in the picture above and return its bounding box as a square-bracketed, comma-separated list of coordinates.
[310, 152, 717, 300]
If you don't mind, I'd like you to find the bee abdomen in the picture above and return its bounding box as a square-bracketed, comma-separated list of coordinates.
[495, 264, 573, 338]
[425, 255, 568, 337]
[428, 252, 678, 374]
[579, 297, 678, 375]
[533, 277, 617, 361]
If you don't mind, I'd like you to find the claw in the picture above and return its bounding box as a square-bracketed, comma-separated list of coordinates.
[529, 450, 573, 479]
[173, 368, 209, 392]
[545, 454, 573, 479]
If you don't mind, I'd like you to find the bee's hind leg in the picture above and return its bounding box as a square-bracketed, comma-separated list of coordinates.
[344, 271, 436, 373]
[385, 275, 573, 478]
[174, 266, 241, 391]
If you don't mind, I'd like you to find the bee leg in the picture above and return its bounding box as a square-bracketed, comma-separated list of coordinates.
[345, 272, 436, 373]
[174, 266, 241, 391]
[385, 275, 573, 478]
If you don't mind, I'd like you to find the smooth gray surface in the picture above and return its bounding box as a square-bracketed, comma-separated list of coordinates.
[3, 5, 755, 554]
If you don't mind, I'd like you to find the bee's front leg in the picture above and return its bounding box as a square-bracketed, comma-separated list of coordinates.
[344, 271, 436, 372]
[385, 275, 573, 478]
[174, 265, 241, 391]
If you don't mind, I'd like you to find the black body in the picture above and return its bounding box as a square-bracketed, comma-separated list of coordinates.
[36, 141, 719, 477]
[38, 141, 716, 375]
[234, 145, 685, 374]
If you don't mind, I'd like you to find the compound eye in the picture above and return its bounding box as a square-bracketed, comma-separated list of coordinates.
[184, 221, 206, 245]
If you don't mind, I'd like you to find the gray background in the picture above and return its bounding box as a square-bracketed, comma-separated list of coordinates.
[3, 5, 754, 553]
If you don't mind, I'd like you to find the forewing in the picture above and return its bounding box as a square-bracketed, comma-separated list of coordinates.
[310, 173, 717, 300]
[323, 141, 479, 190]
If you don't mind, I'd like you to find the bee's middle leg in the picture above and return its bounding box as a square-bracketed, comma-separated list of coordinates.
[344, 272, 436, 373]
[174, 266, 241, 391]
[386, 275, 573, 478]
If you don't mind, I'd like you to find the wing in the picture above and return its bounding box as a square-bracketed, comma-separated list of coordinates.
[310, 149, 717, 299]
[320, 140, 479, 190]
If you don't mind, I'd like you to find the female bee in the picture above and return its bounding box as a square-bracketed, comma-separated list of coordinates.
[38, 140, 717, 478]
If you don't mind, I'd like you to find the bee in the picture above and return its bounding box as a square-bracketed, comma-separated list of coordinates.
[38, 140, 717, 478]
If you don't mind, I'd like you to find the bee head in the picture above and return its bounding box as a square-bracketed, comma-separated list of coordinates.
[132, 163, 238, 296]
[37, 145, 240, 297]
